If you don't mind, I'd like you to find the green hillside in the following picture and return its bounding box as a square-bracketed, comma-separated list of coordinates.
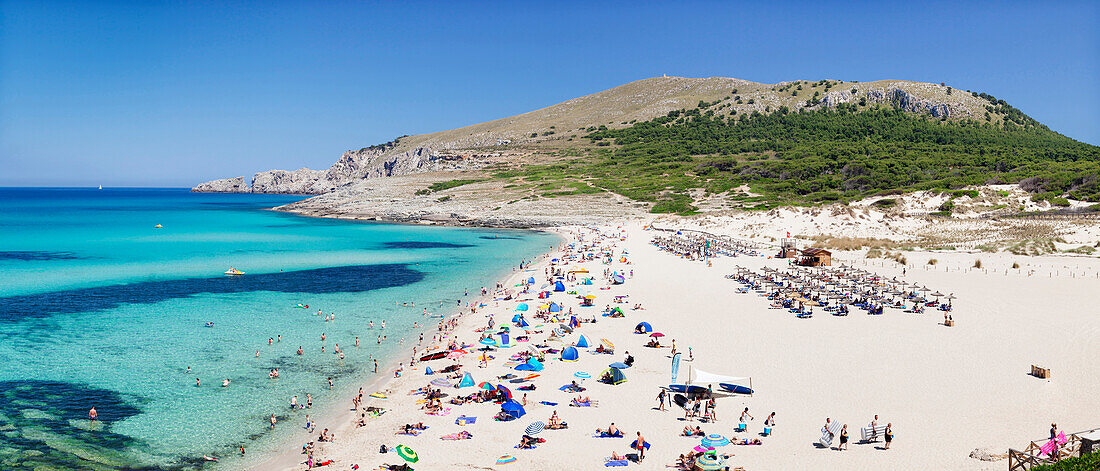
[485, 100, 1100, 214]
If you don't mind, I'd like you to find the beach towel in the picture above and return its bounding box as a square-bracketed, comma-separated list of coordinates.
[631, 440, 651, 450]
[570, 401, 595, 407]
[427, 408, 452, 416]
[455, 416, 476, 426]
[396, 430, 419, 436]
[515, 444, 538, 449]
[605, 460, 629, 467]
[440, 431, 472, 440]
[539, 401, 558, 406]
[594, 431, 624, 438]
[1040, 439, 1056, 457]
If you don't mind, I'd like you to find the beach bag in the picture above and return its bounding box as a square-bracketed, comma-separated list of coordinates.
[379, 444, 388, 454]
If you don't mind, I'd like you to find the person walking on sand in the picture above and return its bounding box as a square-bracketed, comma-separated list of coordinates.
[884, 423, 893, 449]
[656, 389, 666, 411]
[634, 431, 647, 462]
[741, 407, 753, 423]
[838, 424, 849, 450]
[870, 414, 879, 441]
[1050, 423, 1059, 460]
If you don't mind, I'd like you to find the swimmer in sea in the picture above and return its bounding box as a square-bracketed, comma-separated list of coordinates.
[297, 346, 303, 355]
[355, 337, 359, 347]
[369, 320, 374, 329]
[381, 320, 386, 330]
[89, 407, 97, 421]
[268, 338, 273, 345]
[196, 378, 201, 387]
[222, 379, 230, 387]
[321, 333, 326, 342]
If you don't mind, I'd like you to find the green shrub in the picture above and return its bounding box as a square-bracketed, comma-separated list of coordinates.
[873, 198, 897, 207]
[1051, 197, 1071, 207]
[1031, 451, 1100, 471]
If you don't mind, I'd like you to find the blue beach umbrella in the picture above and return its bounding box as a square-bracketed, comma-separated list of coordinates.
[516, 303, 528, 312]
[701, 434, 730, 448]
[574, 371, 590, 379]
[609, 362, 629, 369]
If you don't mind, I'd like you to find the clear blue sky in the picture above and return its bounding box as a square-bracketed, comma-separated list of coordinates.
[2, 1, 1097, 187]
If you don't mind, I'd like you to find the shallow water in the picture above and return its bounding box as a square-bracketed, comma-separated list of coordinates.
[0, 188, 554, 469]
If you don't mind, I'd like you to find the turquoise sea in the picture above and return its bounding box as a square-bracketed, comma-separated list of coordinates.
[0, 188, 555, 469]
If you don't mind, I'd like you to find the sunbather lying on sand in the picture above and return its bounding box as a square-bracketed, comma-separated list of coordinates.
[682, 425, 705, 436]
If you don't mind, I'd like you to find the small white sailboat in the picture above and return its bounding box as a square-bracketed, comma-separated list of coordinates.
[224, 267, 244, 276]
[98, 185, 103, 190]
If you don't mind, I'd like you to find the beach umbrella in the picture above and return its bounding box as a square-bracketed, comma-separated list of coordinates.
[601, 339, 614, 350]
[479, 381, 495, 390]
[609, 362, 629, 369]
[496, 385, 513, 401]
[574, 371, 590, 379]
[523, 373, 540, 380]
[701, 434, 730, 447]
[395, 444, 419, 463]
[649, 332, 665, 338]
[516, 303, 528, 311]
[692, 445, 716, 453]
[695, 454, 725, 470]
[584, 295, 596, 300]
[496, 455, 517, 465]
[524, 421, 546, 435]
[447, 350, 466, 360]
[480, 338, 497, 346]
[430, 377, 451, 388]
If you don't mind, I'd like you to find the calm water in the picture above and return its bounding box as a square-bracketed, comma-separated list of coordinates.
[0, 188, 555, 469]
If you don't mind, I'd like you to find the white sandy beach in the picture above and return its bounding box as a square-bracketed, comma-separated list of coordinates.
[250, 221, 1100, 471]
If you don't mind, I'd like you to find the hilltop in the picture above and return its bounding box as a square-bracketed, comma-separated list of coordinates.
[193, 76, 1011, 195]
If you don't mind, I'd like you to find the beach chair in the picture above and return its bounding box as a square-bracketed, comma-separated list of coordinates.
[819, 420, 842, 447]
[860, 424, 886, 442]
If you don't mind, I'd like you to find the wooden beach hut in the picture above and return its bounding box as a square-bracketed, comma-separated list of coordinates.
[798, 248, 832, 267]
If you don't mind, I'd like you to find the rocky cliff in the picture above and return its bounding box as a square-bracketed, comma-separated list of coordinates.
[192, 176, 249, 193]
[193, 76, 994, 194]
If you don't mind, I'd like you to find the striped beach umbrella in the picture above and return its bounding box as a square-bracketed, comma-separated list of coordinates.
[496, 455, 517, 465]
[395, 444, 418, 463]
[701, 434, 730, 447]
[574, 371, 590, 379]
[480, 337, 497, 346]
[430, 377, 451, 388]
[695, 453, 725, 470]
[524, 421, 546, 435]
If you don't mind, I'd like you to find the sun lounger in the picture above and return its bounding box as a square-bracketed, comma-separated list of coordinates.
[819, 420, 842, 447]
[860, 424, 886, 442]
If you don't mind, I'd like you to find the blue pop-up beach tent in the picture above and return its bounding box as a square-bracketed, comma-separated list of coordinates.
[576, 334, 590, 348]
[554, 281, 566, 292]
[425, 366, 434, 375]
[561, 346, 580, 362]
[635, 322, 653, 333]
[457, 372, 475, 388]
[549, 302, 561, 313]
[501, 400, 525, 419]
[527, 277, 536, 284]
[581, 278, 593, 285]
[600, 367, 627, 385]
[497, 332, 513, 348]
[526, 358, 544, 371]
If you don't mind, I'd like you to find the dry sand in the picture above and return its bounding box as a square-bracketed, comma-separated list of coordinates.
[251, 222, 1100, 471]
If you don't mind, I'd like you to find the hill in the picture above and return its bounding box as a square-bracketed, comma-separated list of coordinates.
[193, 76, 1013, 194]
